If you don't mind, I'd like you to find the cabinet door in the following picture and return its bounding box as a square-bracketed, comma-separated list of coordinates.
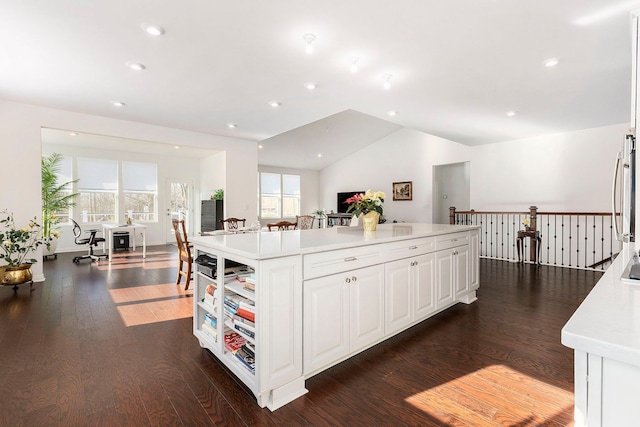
[385, 259, 412, 335]
[303, 274, 350, 375]
[469, 229, 479, 290]
[454, 245, 470, 299]
[413, 253, 436, 320]
[436, 249, 454, 309]
[349, 265, 385, 353]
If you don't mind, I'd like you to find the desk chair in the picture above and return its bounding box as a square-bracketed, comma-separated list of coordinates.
[71, 219, 108, 264]
[296, 215, 315, 230]
[220, 217, 246, 231]
[267, 221, 297, 231]
[172, 219, 193, 290]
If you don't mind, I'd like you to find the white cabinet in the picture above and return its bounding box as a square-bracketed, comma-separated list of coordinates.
[192, 248, 306, 411]
[469, 229, 479, 290]
[436, 245, 469, 309]
[385, 253, 436, 335]
[304, 264, 385, 376]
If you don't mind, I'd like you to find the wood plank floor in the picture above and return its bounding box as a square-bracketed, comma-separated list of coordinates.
[0, 246, 601, 426]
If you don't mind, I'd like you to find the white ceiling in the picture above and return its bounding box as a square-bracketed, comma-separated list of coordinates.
[1, 1, 635, 170]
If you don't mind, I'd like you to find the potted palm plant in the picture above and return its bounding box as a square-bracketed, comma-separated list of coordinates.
[41, 153, 78, 258]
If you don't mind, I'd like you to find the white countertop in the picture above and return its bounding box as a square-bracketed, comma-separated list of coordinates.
[561, 245, 640, 367]
[190, 223, 478, 260]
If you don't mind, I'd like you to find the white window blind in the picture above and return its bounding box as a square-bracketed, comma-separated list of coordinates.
[77, 158, 117, 191]
[122, 161, 157, 192]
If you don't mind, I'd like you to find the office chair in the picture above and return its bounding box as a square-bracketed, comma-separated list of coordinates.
[71, 219, 108, 264]
[172, 219, 193, 290]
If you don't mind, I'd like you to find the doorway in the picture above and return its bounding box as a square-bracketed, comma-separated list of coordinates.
[166, 180, 192, 243]
[433, 162, 470, 224]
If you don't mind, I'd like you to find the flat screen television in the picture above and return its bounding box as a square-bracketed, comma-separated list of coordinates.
[337, 191, 364, 213]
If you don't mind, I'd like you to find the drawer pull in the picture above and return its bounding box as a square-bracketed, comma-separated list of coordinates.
[344, 257, 357, 262]
[345, 278, 351, 283]
[408, 245, 418, 250]
[352, 276, 357, 282]
[451, 238, 458, 242]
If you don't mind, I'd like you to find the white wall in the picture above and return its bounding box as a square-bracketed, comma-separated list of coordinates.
[0, 100, 257, 282]
[471, 123, 629, 211]
[258, 165, 320, 224]
[319, 127, 471, 223]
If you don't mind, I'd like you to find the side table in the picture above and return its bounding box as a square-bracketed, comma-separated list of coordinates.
[517, 229, 541, 265]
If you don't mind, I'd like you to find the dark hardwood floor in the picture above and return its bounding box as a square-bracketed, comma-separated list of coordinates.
[0, 246, 601, 426]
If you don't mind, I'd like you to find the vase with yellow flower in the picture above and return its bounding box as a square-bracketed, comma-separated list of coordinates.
[345, 190, 386, 232]
[0, 210, 44, 288]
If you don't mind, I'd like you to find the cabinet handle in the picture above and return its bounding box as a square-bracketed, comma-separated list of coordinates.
[345, 278, 351, 283]
[409, 245, 418, 250]
[352, 276, 357, 282]
[451, 238, 458, 242]
[344, 257, 357, 262]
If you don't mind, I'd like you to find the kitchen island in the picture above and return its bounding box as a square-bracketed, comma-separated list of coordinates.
[190, 223, 480, 410]
[562, 246, 640, 426]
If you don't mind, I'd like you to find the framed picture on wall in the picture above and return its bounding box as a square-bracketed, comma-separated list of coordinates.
[392, 181, 412, 201]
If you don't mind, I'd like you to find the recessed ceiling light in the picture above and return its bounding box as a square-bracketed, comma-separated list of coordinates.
[111, 101, 126, 107]
[303, 33, 316, 54]
[69, 132, 78, 136]
[142, 23, 165, 36]
[269, 101, 281, 107]
[305, 82, 317, 90]
[174, 146, 180, 149]
[258, 144, 263, 149]
[226, 123, 237, 128]
[126, 62, 146, 71]
[350, 57, 360, 73]
[317, 153, 322, 158]
[382, 74, 392, 90]
[387, 110, 398, 116]
[506, 110, 518, 117]
[544, 58, 559, 67]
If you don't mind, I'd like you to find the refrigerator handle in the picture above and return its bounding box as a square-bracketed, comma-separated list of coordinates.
[612, 151, 623, 241]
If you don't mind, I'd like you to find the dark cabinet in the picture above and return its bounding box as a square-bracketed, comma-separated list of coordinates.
[201, 199, 223, 232]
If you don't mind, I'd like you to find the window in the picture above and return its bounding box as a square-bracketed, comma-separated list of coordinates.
[77, 157, 117, 223]
[259, 173, 300, 218]
[122, 161, 157, 221]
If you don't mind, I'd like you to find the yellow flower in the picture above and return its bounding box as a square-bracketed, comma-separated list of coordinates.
[50, 214, 57, 219]
[21, 227, 29, 232]
[29, 221, 35, 228]
[375, 191, 386, 200]
[52, 230, 61, 238]
[3, 240, 12, 247]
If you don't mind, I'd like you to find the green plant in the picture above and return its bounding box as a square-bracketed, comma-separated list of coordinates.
[213, 189, 224, 200]
[0, 210, 44, 266]
[42, 153, 79, 241]
[345, 190, 385, 218]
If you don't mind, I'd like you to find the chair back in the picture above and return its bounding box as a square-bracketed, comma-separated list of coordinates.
[220, 217, 246, 231]
[296, 215, 315, 230]
[71, 219, 83, 242]
[172, 219, 191, 258]
[267, 221, 297, 231]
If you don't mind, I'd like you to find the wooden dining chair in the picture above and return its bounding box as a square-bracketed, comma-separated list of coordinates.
[296, 215, 315, 230]
[220, 217, 246, 231]
[267, 221, 297, 231]
[172, 219, 193, 290]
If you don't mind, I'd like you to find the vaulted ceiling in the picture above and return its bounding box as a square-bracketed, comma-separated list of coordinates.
[2, 1, 634, 169]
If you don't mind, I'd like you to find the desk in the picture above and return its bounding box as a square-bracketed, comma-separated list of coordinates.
[516, 229, 541, 265]
[102, 224, 147, 262]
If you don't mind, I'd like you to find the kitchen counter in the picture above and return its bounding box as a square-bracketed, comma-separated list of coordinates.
[561, 245, 640, 426]
[189, 222, 479, 260]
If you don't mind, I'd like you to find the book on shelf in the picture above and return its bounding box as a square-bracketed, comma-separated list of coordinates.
[224, 291, 252, 311]
[203, 312, 216, 328]
[238, 300, 255, 313]
[234, 344, 255, 372]
[243, 342, 255, 358]
[243, 282, 255, 291]
[224, 331, 246, 353]
[232, 314, 254, 328]
[201, 322, 218, 340]
[234, 323, 255, 338]
[245, 273, 256, 284]
[236, 307, 255, 322]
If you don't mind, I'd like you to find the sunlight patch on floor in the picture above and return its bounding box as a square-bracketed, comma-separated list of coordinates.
[405, 364, 574, 426]
[109, 282, 193, 326]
